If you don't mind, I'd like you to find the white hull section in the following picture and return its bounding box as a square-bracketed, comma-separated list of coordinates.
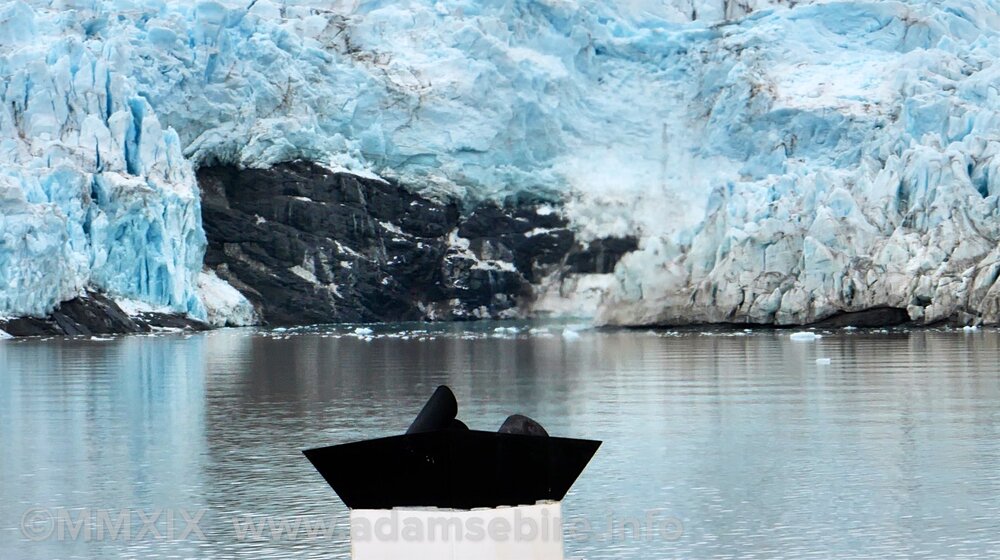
[350, 502, 564, 560]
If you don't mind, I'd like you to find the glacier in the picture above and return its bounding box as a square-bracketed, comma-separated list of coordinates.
[2, 0, 1000, 327]
[598, 0, 1000, 326]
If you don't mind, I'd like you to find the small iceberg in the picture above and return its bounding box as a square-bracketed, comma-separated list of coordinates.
[562, 329, 581, 340]
[354, 327, 374, 336]
[790, 331, 822, 342]
[815, 358, 832, 365]
[963, 325, 979, 333]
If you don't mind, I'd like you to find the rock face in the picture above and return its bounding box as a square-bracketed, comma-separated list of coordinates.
[198, 162, 631, 325]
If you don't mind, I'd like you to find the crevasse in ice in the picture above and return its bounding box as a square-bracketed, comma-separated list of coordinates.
[2, 0, 999, 326]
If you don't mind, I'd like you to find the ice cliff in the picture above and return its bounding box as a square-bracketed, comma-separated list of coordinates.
[2, 0, 1000, 327]
[0, 0, 205, 320]
[599, 0, 1000, 326]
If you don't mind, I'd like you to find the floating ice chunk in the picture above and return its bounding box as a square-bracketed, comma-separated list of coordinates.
[90, 336, 114, 342]
[963, 325, 979, 332]
[815, 358, 832, 365]
[354, 327, 374, 336]
[562, 329, 581, 340]
[790, 332, 822, 342]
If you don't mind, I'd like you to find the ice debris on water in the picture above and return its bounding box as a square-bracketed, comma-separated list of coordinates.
[562, 329, 582, 341]
[790, 332, 822, 342]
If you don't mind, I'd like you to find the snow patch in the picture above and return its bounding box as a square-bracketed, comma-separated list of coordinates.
[379, 221, 404, 235]
[315, 162, 388, 184]
[289, 265, 320, 285]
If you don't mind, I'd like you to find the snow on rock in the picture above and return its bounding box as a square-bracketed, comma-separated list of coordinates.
[197, 270, 257, 327]
[0, 328, 12, 339]
[114, 297, 174, 317]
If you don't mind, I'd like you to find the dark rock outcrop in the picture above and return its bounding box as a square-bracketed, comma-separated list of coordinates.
[198, 162, 635, 325]
[0, 291, 209, 337]
[808, 307, 911, 328]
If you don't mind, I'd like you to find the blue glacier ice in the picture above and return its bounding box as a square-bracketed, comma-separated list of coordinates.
[2, 0, 1000, 326]
[598, 0, 1000, 326]
[0, 4, 206, 320]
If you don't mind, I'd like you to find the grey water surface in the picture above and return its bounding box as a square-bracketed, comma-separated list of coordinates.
[1, 325, 999, 559]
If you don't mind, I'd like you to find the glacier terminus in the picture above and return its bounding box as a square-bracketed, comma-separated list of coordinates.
[2, 0, 1000, 332]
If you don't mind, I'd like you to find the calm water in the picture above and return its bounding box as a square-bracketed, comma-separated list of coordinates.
[1, 325, 999, 559]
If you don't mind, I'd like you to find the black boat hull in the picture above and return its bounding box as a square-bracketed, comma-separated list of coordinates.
[303, 430, 601, 510]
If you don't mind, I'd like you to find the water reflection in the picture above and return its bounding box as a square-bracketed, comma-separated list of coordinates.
[1, 327, 999, 558]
